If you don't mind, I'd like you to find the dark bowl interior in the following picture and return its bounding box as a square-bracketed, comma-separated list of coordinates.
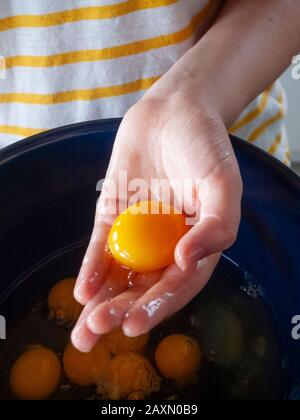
[0, 119, 299, 400]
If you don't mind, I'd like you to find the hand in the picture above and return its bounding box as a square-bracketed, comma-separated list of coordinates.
[71, 91, 242, 352]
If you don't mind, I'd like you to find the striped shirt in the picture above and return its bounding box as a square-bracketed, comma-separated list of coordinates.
[0, 0, 290, 164]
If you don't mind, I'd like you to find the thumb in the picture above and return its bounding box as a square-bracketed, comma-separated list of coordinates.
[175, 122, 242, 270]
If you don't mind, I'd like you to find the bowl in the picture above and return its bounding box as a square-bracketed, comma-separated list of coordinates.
[0, 119, 299, 400]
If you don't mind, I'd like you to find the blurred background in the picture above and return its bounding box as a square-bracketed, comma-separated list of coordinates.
[281, 66, 300, 174]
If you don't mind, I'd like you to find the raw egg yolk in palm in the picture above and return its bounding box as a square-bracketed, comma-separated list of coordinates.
[102, 327, 149, 355]
[108, 201, 189, 272]
[155, 334, 201, 383]
[63, 342, 111, 386]
[10, 347, 61, 400]
[100, 353, 161, 400]
[48, 278, 83, 325]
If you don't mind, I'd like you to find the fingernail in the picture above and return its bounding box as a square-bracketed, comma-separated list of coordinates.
[122, 324, 134, 337]
[75, 277, 100, 305]
[175, 249, 185, 271]
[122, 317, 149, 338]
[71, 325, 86, 351]
[86, 312, 102, 334]
[74, 283, 88, 305]
[87, 307, 119, 335]
[176, 247, 205, 271]
[71, 333, 80, 349]
[122, 323, 143, 338]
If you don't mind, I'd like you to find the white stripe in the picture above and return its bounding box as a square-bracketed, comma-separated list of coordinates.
[0, 42, 192, 94]
[0, 90, 146, 130]
[234, 81, 286, 140]
[0, 0, 284, 156]
[0, 0, 174, 18]
[0, 2, 205, 56]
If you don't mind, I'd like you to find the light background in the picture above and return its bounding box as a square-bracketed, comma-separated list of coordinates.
[281, 66, 300, 164]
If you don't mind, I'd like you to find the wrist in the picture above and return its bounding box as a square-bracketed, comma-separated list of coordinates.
[144, 57, 240, 130]
[143, 74, 227, 129]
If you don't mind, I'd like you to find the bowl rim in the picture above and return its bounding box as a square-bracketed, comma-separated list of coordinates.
[0, 118, 299, 185]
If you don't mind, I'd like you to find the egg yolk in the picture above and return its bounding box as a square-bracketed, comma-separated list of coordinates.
[48, 278, 83, 325]
[108, 201, 189, 272]
[102, 327, 149, 355]
[99, 352, 161, 400]
[196, 305, 243, 368]
[155, 334, 201, 383]
[10, 347, 61, 400]
[63, 342, 111, 387]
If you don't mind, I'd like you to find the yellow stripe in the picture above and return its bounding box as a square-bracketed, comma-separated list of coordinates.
[0, 125, 44, 137]
[6, 1, 216, 68]
[248, 93, 284, 143]
[284, 147, 292, 166]
[230, 85, 273, 133]
[0, 76, 160, 105]
[268, 133, 282, 155]
[0, 0, 177, 31]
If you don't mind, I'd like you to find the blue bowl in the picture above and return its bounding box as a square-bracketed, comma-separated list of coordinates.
[0, 119, 299, 399]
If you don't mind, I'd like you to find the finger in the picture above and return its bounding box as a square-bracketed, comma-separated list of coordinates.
[122, 253, 221, 337]
[71, 294, 108, 353]
[72, 266, 129, 352]
[175, 159, 242, 271]
[71, 314, 100, 353]
[75, 138, 139, 306]
[74, 219, 112, 305]
[86, 271, 161, 335]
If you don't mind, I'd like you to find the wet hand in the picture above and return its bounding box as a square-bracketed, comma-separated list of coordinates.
[72, 92, 242, 352]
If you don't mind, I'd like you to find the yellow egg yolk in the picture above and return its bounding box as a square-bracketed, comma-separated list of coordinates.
[48, 278, 83, 325]
[102, 327, 149, 355]
[155, 334, 201, 383]
[99, 352, 161, 400]
[10, 347, 61, 400]
[63, 342, 111, 387]
[108, 201, 189, 272]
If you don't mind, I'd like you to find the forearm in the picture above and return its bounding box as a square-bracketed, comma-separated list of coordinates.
[147, 0, 300, 127]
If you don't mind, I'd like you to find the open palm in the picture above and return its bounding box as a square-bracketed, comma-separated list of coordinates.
[72, 96, 242, 352]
